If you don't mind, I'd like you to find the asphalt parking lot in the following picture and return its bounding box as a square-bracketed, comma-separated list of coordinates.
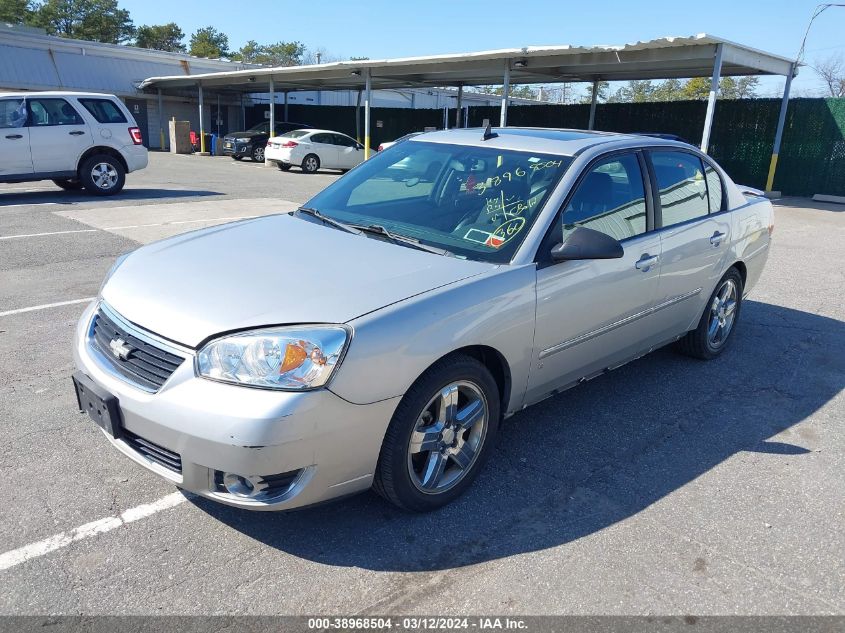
[0, 152, 843, 616]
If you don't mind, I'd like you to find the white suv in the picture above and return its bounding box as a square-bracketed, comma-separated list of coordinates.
[0, 91, 148, 195]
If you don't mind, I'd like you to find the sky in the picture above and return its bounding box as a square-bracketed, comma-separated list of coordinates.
[119, 0, 845, 98]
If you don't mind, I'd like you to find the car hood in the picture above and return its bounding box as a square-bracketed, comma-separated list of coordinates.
[101, 214, 495, 348]
[224, 130, 264, 140]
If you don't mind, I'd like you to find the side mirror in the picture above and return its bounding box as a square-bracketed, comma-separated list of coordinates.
[356, 143, 364, 150]
[550, 226, 624, 262]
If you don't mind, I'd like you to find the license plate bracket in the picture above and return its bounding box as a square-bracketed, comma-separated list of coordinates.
[72, 371, 122, 438]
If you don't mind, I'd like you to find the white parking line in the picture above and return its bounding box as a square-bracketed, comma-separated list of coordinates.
[0, 297, 95, 317]
[0, 216, 255, 240]
[0, 492, 190, 571]
[0, 229, 98, 240]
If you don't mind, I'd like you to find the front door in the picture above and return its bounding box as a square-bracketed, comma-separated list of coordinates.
[27, 97, 93, 174]
[647, 150, 733, 336]
[0, 97, 33, 176]
[332, 133, 363, 168]
[526, 152, 664, 404]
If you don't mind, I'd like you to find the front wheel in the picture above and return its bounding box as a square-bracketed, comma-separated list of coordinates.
[251, 145, 265, 162]
[79, 154, 125, 196]
[52, 178, 84, 191]
[676, 268, 744, 360]
[278, 163, 291, 171]
[301, 154, 320, 173]
[373, 354, 500, 512]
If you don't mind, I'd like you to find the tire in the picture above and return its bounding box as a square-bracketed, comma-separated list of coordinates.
[232, 155, 243, 161]
[373, 354, 500, 512]
[52, 178, 84, 191]
[278, 163, 291, 171]
[676, 267, 744, 360]
[251, 145, 265, 162]
[79, 154, 125, 196]
[301, 154, 320, 174]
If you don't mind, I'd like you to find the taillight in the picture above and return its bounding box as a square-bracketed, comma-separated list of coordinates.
[377, 144, 384, 151]
[281, 141, 298, 148]
[128, 127, 143, 145]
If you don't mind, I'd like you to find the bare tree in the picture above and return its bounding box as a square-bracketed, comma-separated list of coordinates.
[814, 54, 845, 98]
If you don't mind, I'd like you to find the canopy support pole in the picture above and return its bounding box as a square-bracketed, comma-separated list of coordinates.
[700, 43, 723, 154]
[268, 78, 275, 139]
[283, 91, 289, 122]
[766, 62, 796, 193]
[500, 61, 510, 127]
[588, 79, 599, 130]
[456, 85, 463, 128]
[364, 68, 372, 159]
[197, 83, 205, 153]
[157, 88, 164, 150]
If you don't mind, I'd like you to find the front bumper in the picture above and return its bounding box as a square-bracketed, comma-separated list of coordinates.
[72, 301, 399, 511]
[222, 140, 250, 157]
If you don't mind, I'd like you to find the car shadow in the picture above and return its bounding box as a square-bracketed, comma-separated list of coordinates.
[190, 300, 844, 571]
[0, 188, 221, 205]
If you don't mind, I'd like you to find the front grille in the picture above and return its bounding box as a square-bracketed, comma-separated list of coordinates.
[90, 308, 184, 391]
[123, 429, 182, 473]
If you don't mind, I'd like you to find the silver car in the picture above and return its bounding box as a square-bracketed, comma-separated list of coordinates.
[72, 128, 773, 512]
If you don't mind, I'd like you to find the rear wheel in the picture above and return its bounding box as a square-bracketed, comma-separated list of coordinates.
[79, 154, 125, 196]
[373, 354, 500, 512]
[301, 154, 320, 173]
[251, 145, 265, 162]
[676, 268, 743, 360]
[52, 178, 84, 191]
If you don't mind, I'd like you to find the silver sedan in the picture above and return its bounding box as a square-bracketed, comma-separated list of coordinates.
[72, 128, 773, 512]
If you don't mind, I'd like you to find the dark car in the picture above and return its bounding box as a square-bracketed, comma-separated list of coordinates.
[222, 121, 311, 162]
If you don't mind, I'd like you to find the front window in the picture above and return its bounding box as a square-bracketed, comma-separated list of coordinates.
[304, 141, 572, 263]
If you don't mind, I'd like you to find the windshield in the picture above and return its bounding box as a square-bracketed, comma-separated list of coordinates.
[248, 122, 270, 133]
[304, 141, 572, 263]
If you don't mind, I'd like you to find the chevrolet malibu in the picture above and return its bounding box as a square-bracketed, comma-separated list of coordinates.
[73, 128, 773, 512]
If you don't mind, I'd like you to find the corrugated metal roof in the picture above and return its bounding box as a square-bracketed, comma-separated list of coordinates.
[0, 24, 260, 96]
[138, 34, 797, 95]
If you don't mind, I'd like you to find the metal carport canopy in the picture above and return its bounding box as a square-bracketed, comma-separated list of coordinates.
[139, 34, 797, 189]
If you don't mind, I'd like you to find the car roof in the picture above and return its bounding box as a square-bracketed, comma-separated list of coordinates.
[302, 129, 353, 137]
[0, 90, 121, 99]
[412, 127, 693, 156]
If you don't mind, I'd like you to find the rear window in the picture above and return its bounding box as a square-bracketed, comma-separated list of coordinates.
[280, 130, 310, 139]
[78, 98, 127, 124]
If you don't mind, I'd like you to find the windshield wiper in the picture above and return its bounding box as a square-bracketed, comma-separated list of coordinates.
[350, 223, 453, 256]
[295, 207, 362, 235]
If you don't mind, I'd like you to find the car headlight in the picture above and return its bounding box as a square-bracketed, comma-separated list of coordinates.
[235, 137, 251, 143]
[99, 252, 129, 294]
[196, 326, 350, 390]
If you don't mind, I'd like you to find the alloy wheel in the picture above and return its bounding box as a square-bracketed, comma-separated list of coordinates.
[707, 278, 738, 349]
[407, 380, 488, 494]
[90, 163, 118, 190]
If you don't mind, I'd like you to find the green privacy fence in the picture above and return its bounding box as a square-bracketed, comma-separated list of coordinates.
[252, 98, 845, 197]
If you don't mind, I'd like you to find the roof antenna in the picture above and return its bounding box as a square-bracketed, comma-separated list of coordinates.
[481, 119, 498, 141]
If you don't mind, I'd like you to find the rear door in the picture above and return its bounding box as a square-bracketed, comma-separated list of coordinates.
[526, 151, 664, 404]
[332, 133, 364, 168]
[309, 133, 340, 168]
[74, 96, 134, 148]
[0, 97, 32, 176]
[27, 97, 92, 174]
[647, 149, 732, 335]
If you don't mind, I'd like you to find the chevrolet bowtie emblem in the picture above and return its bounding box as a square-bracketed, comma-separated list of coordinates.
[108, 337, 133, 361]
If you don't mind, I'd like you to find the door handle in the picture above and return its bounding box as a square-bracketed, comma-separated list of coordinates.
[635, 254, 659, 271]
[5, 134, 23, 139]
[710, 231, 726, 246]
[68, 130, 86, 136]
